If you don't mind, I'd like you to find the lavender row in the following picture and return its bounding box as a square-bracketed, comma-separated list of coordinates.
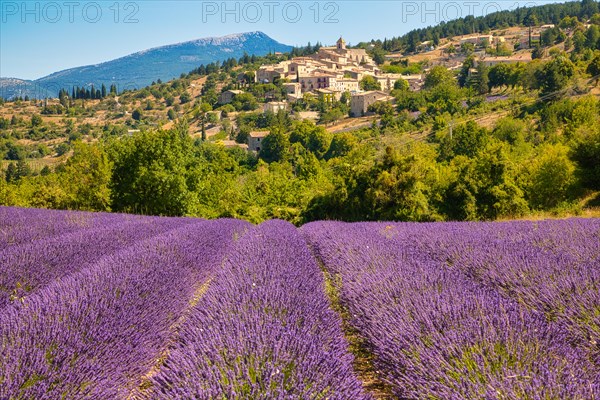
[0, 219, 248, 399]
[151, 220, 369, 399]
[0, 206, 148, 249]
[0, 215, 197, 310]
[431, 219, 600, 363]
[302, 221, 599, 398]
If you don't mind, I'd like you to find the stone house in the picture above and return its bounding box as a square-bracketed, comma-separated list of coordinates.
[248, 131, 270, 152]
[218, 90, 244, 105]
[350, 91, 394, 117]
[264, 101, 288, 113]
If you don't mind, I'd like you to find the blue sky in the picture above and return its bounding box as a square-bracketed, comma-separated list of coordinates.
[1, 0, 561, 80]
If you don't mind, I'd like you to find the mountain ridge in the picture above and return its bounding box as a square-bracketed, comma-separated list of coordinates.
[1, 31, 292, 99]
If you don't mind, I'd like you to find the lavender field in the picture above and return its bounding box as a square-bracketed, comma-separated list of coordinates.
[1, 207, 599, 399]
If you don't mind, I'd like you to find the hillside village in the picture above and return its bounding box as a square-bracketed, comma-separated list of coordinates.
[218, 26, 562, 138]
[0, 25, 578, 159]
[249, 37, 415, 116]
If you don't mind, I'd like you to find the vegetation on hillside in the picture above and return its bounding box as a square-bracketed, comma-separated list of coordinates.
[1, 1, 600, 223]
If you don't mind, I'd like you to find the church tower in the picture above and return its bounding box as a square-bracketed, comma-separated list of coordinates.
[337, 37, 346, 50]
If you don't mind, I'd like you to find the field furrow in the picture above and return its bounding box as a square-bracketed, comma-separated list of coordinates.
[302, 221, 599, 398]
[151, 220, 370, 399]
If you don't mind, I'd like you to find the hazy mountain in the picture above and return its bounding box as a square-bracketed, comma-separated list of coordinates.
[1, 32, 291, 99]
[0, 78, 52, 100]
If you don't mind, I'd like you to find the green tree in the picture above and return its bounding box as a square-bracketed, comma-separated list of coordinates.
[31, 114, 43, 127]
[179, 92, 192, 104]
[571, 126, 600, 189]
[424, 66, 454, 90]
[587, 53, 600, 83]
[475, 63, 490, 94]
[324, 133, 356, 160]
[535, 55, 575, 97]
[585, 25, 600, 49]
[4, 162, 18, 183]
[56, 142, 71, 156]
[458, 56, 475, 87]
[439, 121, 489, 161]
[194, 102, 213, 141]
[492, 117, 526, 146]
[425, 82, 462, 116]
[15, 159, 31, 180]
[132, 108, 143, 121]
[306, 127, 332, 159]
[393, 79, 409, 91]
[444, 143, 528, 220]
[319, 108, 344, 125]
[259, 131, 290, 163]
[365, 144, 443, 221]
[231, 93, 258, 111]
[359, 75, 382, 91]
[108, 128, 195, 216]
[526, 144, 576, 209]
[488, 63, 512, 89]
[524, 11, 539, 48]
[61, 143, 112, 211]
[573, 31, 587, 53]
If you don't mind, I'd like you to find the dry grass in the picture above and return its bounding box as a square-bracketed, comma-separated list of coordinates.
[308, 243, 395, 399]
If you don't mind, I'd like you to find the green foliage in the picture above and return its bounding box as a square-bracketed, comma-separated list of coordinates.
[526, 143, 576, 209]
[132, 108, 143, 121]
[587, 53, 600, 78]
[535, 55, 575, 96]
[259, 131, 290, 163]
[382, 62, 423, 75]
[231, 93, 259, 111]
[488, 63, 512, 89]
[31, 114, 43, 127]
[493, 117, 526, 146]
[107, 128, 196, 216]
[571, 125, 600, 189]
[365, 145, 444, 221]
[424, 66, 454, 90]
[179, 92, 192, 104]
[324, 133, 356, 160]
[443, 143, 529, 220]
[319, 108, 344, 125]
[439, 121, 489, 161]
[425, 82, 462, 116]
[393, 79, 409, 91]
[359, 76, 381, 91]
[305, 128, 332, 160]
[61, 143, 112, 211]
[56, 143, 71, 156]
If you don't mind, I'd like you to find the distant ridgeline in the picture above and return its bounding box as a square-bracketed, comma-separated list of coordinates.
[0, 31, 292, 100]
[367, 0, 600, 52]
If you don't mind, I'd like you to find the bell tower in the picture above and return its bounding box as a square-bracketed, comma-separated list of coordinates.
[337, 37, 346, 50]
